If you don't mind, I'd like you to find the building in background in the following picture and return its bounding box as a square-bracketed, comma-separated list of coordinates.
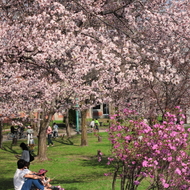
[53, 103, 109, 121]
[86, 104, 109, 119]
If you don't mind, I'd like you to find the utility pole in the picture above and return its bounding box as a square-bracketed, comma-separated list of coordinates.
[76, 108, 79, 133]
[75, 98, 80, 133]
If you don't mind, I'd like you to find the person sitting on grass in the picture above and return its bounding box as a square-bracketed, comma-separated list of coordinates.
[15, 142, 30, 164]
[13, 159, 44, 190]
[36, 169, 64, 190]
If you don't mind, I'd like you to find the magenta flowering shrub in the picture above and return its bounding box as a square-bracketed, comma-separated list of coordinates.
[106, 108, 190, 190]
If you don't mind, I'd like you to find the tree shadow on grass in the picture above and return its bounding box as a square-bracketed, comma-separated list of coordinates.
[0, 178, 14, 190]
[1, 145, 38, 160]
[54, 171, 108, 190]
[78, 150, 117, 174]
[53, 137, 81, 147]
[54, 138, 73, 145]
[1, 145, 19, 154]
[0, 178, 80, 190]
[81, 155, 110, 168]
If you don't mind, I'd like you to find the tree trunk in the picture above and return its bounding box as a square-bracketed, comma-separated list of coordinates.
[37, 122, 49, 161]
[0, 121, 3, 149]
[98, 135, 102, 142]
[112, 163, 120, 190]
[36, 106, 55, 161]
[36, 111, 41, 136]
[65, 109, 71, 137]
[81, 109, 88, 146]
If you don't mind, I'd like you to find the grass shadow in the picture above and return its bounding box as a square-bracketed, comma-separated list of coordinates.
[53, 136, 82, 147]
[81, 155, 110, 168]
[2, 145, 19, 154]
[54, 138, 74, 145]
[55, 179, 82, 184]
[0, 178, 14, 190]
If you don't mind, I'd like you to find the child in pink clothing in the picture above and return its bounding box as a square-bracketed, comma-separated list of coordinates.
[37, 169, 64, 190]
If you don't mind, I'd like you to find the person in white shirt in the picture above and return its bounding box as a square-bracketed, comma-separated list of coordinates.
[13, 159, 42, 190]
[89, 119, 95, 132]
[27, 126, 34, 146]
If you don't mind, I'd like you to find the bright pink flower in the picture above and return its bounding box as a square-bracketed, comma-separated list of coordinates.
[134, 180, 140, 185]
[154, 160, 158, 166]
[104, 173, 112, 176]
[163, 183, 169, 188]
[175, 168, 181, 175]
[167, 156, 172, 162]
[124, 136, 131, 141]
[142, 160, 148, 167]
[152, 144, 158, 150]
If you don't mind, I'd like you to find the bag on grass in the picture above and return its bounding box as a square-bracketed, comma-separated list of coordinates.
[29, 152, 34, 162]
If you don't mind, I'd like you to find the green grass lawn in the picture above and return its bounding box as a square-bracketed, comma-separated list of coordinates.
[0, 132, 148, 190]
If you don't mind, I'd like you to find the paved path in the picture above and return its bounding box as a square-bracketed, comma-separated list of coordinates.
[2, 127, 107, 142]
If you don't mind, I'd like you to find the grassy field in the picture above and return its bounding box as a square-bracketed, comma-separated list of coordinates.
[0, 132, 148, 190]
